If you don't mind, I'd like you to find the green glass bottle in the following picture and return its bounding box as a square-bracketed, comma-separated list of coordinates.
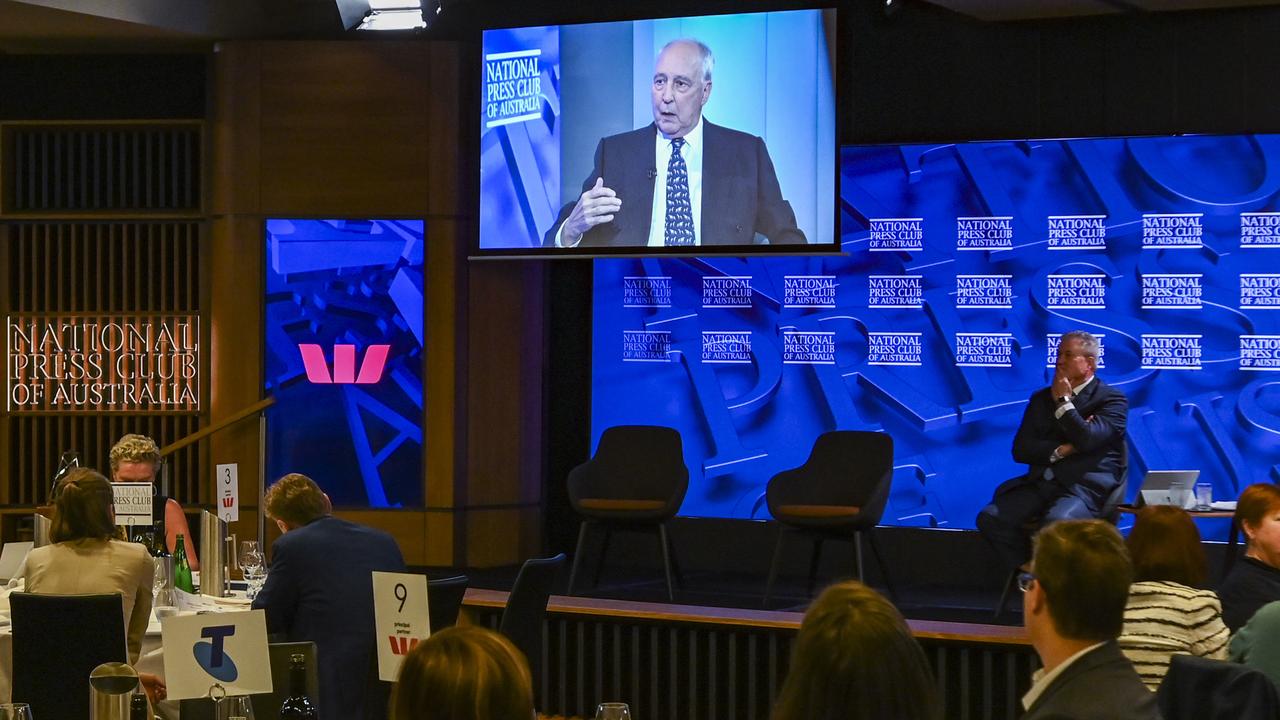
[173, 533, 195, 593]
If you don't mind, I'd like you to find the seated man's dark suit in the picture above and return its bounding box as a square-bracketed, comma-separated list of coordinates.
[253, 515, 405, 720]
[977, 377, 1128, 570]
[1023, 641, 1160, 719]
[544, 120, 805, 247]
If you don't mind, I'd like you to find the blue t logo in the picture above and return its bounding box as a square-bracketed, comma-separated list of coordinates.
[193, 625, 239, 682]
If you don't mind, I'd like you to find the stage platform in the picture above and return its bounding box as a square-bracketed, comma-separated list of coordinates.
[462, 587, 1035, 720]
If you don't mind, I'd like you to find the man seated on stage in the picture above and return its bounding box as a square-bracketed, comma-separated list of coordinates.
[253, 473, 405, 720]
[976, 330, 1127, 573]
[546, 38, 806, 248]
[1021, 520, 1158, 719]
[109, 433, 199, 569]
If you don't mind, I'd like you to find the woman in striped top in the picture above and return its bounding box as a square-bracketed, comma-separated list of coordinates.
[1118, 505, 1229, 690]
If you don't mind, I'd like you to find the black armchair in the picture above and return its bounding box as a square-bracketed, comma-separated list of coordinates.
[567, 425, 689, 601]
[763, 430, 896, 607]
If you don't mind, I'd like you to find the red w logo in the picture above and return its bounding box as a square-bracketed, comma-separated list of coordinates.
[388, 635, 420, 656]
[221, 497, 234, 508]
[298, 344, 391, 384]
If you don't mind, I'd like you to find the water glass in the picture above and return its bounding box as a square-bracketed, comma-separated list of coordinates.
[1194, 482, 1213, 511]
[595, 703, 632, 720]
[0, 703, 33, 720]
[216, 695, 255, 720]
[240, 541, 264, 598]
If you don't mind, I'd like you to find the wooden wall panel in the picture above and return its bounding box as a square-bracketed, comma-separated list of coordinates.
[210, 40, 544, 568]
[255, 42, 432, 216]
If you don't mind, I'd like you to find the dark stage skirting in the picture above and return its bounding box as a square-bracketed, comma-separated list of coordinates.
[463, 588, 1037, 720]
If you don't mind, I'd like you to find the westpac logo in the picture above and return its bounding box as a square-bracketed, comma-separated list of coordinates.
[389, 635, 421, 656]
[299, 344, 391, 384]
[193, 625, 239, 682]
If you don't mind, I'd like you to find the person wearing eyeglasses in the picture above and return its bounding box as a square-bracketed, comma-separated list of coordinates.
[977, 330, 1128, 575]
[1019, 520, 1158, 720]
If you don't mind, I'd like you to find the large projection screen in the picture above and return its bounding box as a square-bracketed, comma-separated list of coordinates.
[591, 134, 1280, 538]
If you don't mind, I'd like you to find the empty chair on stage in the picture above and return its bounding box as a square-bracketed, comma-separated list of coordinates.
[763, 430, 895, 606]
[567, 425, 688, 602]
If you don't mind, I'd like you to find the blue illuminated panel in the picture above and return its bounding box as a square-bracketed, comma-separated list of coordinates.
[264, 219, 424, 508]
[592, 136, 1280, 537]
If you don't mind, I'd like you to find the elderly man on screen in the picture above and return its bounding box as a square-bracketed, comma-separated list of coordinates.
[252, 473, 405, 720]
[976, 330, 1128, 573]
[546, 38, 806, 248]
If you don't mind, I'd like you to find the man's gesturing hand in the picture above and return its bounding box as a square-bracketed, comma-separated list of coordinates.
[562, 177, 622, 246]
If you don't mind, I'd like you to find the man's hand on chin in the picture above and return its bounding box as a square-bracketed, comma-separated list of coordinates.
[1052, 373, 1073, 401]
[563, 177, 622, 246]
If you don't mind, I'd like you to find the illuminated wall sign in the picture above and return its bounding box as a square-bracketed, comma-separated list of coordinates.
[6, 314, 200, 412]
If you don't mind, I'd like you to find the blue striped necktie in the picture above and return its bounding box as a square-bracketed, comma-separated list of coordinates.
[664, 137, 694, 246]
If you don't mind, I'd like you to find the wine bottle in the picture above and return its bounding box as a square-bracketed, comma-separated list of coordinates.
[152, 517, 171, 558]
[279, 653, 318, 719]
[173, 532, 195, 593]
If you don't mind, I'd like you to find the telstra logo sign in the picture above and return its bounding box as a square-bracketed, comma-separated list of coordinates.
[193, 625, 239, 682]
[299, 344, 391, 384]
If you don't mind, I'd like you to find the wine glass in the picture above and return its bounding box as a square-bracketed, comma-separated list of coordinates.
[216, 695, 255, 720]
[153, 556, 177, 615]
[594, 702, 631, 720]
[239, 541, 264, 599]
[0, 703, 33, 720]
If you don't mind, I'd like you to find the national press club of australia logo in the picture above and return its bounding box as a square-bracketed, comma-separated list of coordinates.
[622, 330, 673, 362]
[1241, 274, 1280, 309]
[955, 275, 1012, 309]
[955, 333, 1013, 368]
[867, 332, 923, 366]
[1241, 212, 1280, 248]
[1141, 334, 1202, 370]
[867, 275, 922, 309]
[1046, 215, 1107, 250]
[1046, 274, 1107, 310]
[784, 276, 837, 308]
[956, 216, 1013, 251]
[701, 331, 752, 364]
[868, 218, 924, 252]
[622, 276, 672, 308]
[702, 276, 752, 308]
[1141, 274, 1202, 310]
[1142, 213, 1203, 249]
[1241, 335, 1280, 371]
[782, 331, 836, 365]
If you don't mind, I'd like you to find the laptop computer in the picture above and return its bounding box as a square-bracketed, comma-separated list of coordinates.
[1137, 470, 1200, 509]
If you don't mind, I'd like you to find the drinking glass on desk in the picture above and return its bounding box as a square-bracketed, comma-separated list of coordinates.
[595, 702, 631, 720]
[1195, 482, 1213, 512]
[240, 541, 264, 599]
[216, 695, 255, 720]
[0, 702, 33, 720]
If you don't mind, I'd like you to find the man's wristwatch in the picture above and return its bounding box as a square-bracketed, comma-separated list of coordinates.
[1056, 394, 1071, 406]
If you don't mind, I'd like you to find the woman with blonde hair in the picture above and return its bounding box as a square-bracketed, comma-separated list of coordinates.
[391, 625, 534, 720]
[773, 580, 940, 720]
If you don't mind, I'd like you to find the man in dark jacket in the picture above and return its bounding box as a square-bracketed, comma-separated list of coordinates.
[1020, 519, 1159, 720]
[978, 330, 1128, 571]
[252, 473, 405, 720]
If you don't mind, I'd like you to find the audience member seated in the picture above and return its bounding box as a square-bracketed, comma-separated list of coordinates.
[1218, 483, 1280, 632]
[109, 433, 198, 569]
[389, 625, 535, 720]
[252, 473, 405, 720]
[1118, 505, 1229, 689]
[1230, 600, 1280, 690]
[24, 467, 166, 703]
[1020, 519, 1159, 720]
[771, 580, 940, 720]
